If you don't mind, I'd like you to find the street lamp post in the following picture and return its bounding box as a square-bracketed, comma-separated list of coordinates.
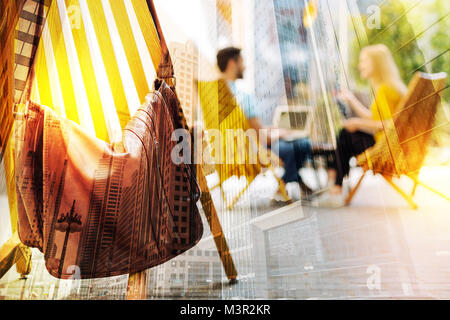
[55, 200, 82, 278]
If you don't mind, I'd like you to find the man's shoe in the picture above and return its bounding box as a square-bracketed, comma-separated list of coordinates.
[313, 192, 345, 208]
[270, 190, 293, 207]
[298, 180, 313, 195]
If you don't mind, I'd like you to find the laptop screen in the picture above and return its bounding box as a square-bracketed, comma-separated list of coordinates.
[278, 111, 310, 130]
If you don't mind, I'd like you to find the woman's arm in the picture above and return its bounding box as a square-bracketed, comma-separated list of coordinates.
[247, 117, 290, 146]
[337, 90, 373, 120]
[247, 117, 274, 146]
[343, 117, 383, 134]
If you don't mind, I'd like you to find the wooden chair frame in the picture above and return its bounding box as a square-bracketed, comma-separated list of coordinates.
[345, 72, 449, 209]
[198, 79, 291, 211]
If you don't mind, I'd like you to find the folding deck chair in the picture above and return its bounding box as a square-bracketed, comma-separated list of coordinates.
[0, 0, 43, 280]
[198, 79, 291, 210]
[345, 72, 449, 209]
[0, 232, 31, 280]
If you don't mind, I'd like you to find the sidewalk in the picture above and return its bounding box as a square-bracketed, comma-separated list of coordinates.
[1, 165, 449, 299]
[195, 165, 450, 299]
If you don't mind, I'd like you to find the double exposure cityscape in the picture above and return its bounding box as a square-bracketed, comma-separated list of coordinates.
[1, 0, 449, 311]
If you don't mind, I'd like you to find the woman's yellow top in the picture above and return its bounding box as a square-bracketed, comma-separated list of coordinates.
[370, 83, 403, 142]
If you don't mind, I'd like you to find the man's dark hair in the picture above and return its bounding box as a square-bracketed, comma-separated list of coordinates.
[217, 47, 241, 73]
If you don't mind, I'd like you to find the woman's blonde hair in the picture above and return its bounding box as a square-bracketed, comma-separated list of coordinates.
[361, 44, 407, 95]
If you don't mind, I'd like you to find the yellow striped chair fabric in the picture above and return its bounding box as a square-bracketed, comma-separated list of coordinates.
[31, 0, 163, 143]
[2, 0, 165, 273]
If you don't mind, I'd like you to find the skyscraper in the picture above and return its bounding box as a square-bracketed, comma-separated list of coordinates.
[76, 153, 126, 277]
[169, 41, 199, 127]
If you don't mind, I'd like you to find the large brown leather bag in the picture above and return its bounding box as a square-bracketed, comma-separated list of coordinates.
[14, 0, 203, 279]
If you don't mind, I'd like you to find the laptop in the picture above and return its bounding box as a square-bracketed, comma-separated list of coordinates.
[272, 106, 313, 141]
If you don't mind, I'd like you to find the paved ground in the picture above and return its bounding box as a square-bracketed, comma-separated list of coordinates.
[195, 164, 450, 299]
[1, 164, 449, 300]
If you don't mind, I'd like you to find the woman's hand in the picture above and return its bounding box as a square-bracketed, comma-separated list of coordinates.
[269, 128, 290, 142]
[337, 89, 374, 120]
[342, 118, 361, 133]
[336, 89, 356, 104]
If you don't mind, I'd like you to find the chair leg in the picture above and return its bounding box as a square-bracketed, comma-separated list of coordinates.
[0, 233, 27, 280]
[383, 176, 418, 210]
[408, 175, 450, 201]
[210, 182, 221, 191]
[411, 181, 418, 197]
[219, 185, 227, 203]
[226, 180, 251, 211]
[204, 178, 231, 209]
[0, 241, 17, 280]
[311, 156, 323, 190]
[345, 171, 367, 205]
[15, 244, 32, 278]
[126, 271, 148, 300]
[269, 166, 291, 202]
[197, 165, 238, 282]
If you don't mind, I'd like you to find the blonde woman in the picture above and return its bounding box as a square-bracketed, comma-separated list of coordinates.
[319, 44, 407, 207]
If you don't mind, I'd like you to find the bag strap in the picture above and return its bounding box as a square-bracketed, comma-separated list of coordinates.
[22, 0, 46, 103]
[14, 0, 46, 116]
[145, 0, 175, 84]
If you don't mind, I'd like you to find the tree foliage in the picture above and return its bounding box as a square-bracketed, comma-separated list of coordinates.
[350, 0, 449, 148]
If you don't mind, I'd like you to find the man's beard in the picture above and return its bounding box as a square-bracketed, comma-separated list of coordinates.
[236, 70, 244, 79]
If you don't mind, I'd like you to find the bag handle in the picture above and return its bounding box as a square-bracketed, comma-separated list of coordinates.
[145, 0, 175, 84]
[26, 0, 45, 100]
[14, 0, 46, 115]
